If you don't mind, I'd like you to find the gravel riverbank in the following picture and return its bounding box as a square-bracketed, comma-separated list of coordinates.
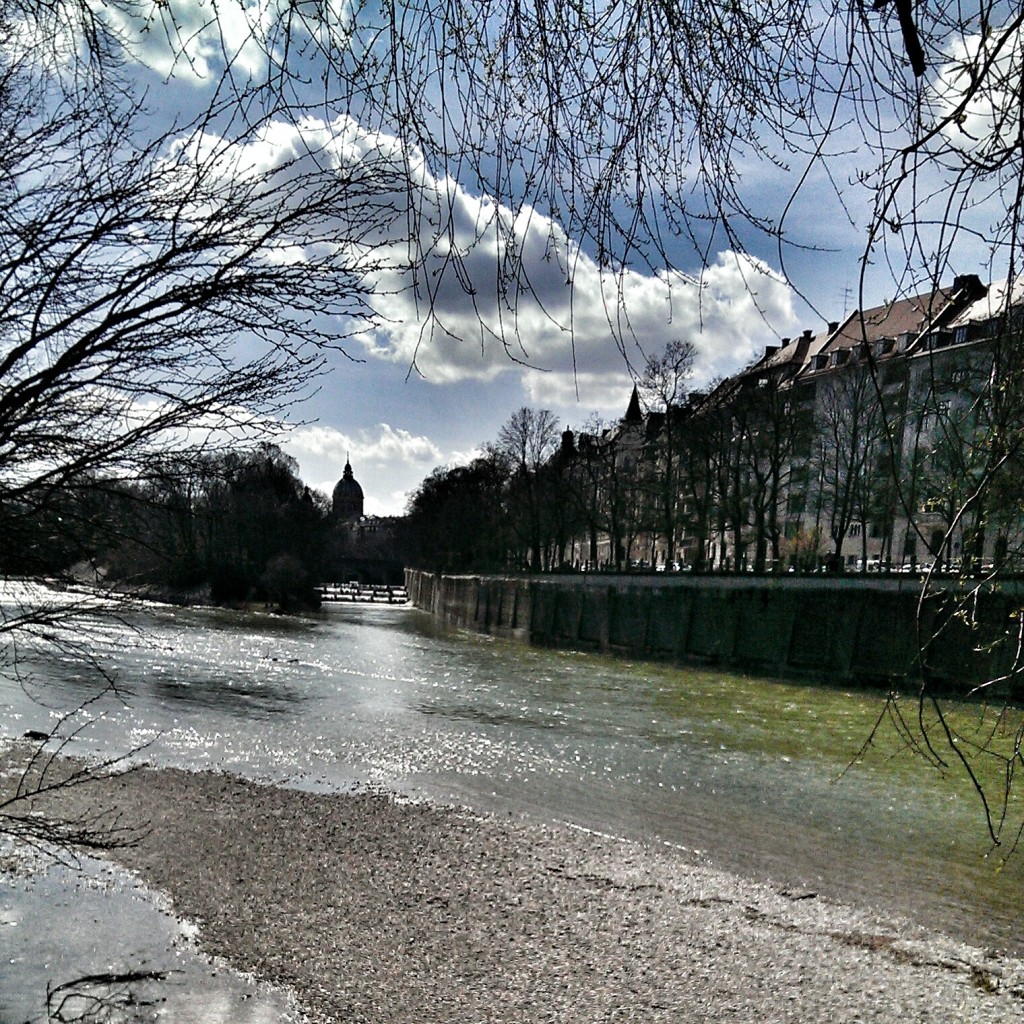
[5, 751, 1024, 1024]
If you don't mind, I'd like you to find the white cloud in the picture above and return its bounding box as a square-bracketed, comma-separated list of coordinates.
[93, 0, 306, 84]
[930, 22, 1024, 152]
[176, 110, 799, 408]
[359, 174, 799, 395]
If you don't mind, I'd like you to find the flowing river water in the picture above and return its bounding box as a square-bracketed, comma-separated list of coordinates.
[2, 596, 1023, 1009]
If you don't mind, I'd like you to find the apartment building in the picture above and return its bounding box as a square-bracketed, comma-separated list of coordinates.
[573, 273, 1024, 574]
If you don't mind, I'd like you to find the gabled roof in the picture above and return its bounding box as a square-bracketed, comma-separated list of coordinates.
[796, 278, 986, 376]
[738, 331, 818, 385]
[829, 292, 950, 351]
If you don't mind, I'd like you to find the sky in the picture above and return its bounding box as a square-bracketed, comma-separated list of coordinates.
[52, 1, 1015, 516]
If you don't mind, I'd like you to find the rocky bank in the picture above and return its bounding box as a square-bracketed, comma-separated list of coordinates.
[4, 751, 1024, 1023]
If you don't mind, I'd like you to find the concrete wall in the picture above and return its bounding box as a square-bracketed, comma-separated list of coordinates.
[406, 570, 1024, 696]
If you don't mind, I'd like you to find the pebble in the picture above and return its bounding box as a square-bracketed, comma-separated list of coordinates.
[4, 753, 1024, 1023]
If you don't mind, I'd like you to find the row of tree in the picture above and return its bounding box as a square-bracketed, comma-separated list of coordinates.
[0, 445, 399, 611]
[405, 323, 1024, 579]
[403, 342, 782, 575]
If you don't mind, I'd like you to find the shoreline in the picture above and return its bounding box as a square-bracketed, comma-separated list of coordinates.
[4, 751, 1024, 1023]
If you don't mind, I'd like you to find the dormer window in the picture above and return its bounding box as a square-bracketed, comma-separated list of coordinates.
[812, 353, 829, 370]
[830, 350, 849, 367]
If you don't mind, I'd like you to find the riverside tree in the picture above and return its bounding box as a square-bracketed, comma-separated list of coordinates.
[493, 408, 562, 571]
[638, 340, 696, 566]
[0, 4, 404, 858]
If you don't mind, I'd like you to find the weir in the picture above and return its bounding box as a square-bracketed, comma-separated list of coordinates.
[406, 569, 1024, 696]
[318, 582, 408, 604]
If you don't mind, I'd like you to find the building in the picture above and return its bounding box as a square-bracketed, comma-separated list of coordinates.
[332, 458, 364, 521]
[561, 273, 1024, 574]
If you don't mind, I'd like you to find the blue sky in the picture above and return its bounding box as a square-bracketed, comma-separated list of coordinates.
[69, 2, 1010, 515]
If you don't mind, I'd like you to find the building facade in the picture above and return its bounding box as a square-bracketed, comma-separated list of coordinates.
[561, 274, 1024, 574]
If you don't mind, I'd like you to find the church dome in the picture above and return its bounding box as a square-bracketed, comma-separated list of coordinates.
[332, 458, 364, 520]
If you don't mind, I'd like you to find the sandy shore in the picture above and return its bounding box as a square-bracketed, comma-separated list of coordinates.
[5, 751, 1024, 1023]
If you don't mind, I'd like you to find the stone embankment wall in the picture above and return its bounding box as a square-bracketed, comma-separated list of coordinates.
[405, 569, 1024, 695]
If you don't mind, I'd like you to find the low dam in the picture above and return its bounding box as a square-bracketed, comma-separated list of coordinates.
[406, 569, 1024, 695]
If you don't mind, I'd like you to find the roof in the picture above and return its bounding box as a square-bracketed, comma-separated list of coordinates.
[828, 291, 952, 352]
[947, 274, 1024, 328]
[738, 331, 819, 385]
[799, 278, 986, 376]
[624, 386, 643, 423]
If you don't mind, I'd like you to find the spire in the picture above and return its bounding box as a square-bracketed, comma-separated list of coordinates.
[624, 385, 643, 423]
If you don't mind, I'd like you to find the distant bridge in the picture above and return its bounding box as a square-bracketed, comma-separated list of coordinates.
[318, 582, 408, 604]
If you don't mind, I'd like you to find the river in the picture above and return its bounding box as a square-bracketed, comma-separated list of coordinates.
[2, 597, 1022, 959]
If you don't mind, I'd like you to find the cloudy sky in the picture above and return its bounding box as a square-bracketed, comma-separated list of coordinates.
[76, 1, 1014, 515]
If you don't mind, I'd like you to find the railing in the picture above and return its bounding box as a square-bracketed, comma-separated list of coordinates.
[318, 582, 408, 604]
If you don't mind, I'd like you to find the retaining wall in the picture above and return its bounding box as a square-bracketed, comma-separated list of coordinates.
[405, 569, 1024, 695]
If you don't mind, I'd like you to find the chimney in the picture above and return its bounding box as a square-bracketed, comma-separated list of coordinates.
[827, 321, 839, 334]
[793, 329, 814, 364]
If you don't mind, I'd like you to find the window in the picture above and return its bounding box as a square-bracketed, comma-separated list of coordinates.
[849, 523, 862, 538]
[881, 364, 904, 387]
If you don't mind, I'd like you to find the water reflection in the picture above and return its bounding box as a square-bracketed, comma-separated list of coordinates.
[1, 599, 1021, 954]
[1, 854, 299, 1024]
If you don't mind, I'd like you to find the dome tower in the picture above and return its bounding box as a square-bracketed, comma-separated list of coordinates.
[332, 457, 364, 520]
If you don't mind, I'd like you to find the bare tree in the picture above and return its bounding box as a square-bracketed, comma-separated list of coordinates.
[0, 6, 406, 858]
[9, 2, 1023, 351]
[561, 416, 616, 569]
[638, 341, 696, 566]
[813, 361, 889, 571]
[493, 408, 561, 570]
